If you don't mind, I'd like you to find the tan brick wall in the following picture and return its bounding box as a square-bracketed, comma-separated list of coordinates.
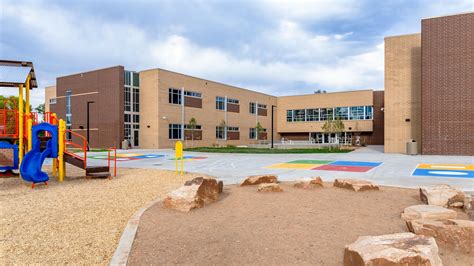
[384, 34, 422, 153]
[139, 69, 278, 149]
[277, 90, 374, 134]
[44, 85, 56, 113]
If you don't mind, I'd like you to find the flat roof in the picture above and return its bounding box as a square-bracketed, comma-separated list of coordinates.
[278, 89, 375, 98]
[422, 11, 473, 21]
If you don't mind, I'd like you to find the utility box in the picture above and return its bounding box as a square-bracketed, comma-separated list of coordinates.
[407, 139, 417, 155]
[121, 140, 129, 150]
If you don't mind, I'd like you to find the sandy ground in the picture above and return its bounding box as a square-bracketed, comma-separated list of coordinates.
[129, 183, 471, 265]
[0, 165, 206, 264]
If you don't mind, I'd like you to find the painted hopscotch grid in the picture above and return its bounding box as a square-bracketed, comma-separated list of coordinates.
[168, 156, 208, 161]
[266, 160, 382, 173]
[89, 153, 164, 161]
[412, 164, 474, 178]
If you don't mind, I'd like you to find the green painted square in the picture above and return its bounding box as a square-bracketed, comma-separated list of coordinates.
[287, 160, 334, 165]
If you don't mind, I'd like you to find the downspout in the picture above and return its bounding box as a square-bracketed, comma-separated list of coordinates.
[224, 96, 228, 140]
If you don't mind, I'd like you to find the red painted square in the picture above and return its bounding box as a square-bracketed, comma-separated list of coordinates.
[311, 164, 373, 172]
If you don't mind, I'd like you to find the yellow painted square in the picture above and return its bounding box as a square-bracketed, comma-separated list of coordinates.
[418, 164, 474, 171]
[266, 163, 321, 169]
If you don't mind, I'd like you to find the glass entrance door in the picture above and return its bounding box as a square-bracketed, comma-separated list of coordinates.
[133, 130, 139, 147]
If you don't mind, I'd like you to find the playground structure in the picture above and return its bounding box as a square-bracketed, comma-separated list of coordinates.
[0, 60, 116, 187]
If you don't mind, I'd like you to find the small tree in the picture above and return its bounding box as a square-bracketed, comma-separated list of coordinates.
[333, 117, 345, 145]
[255, 122, 264, 143]
[188, 117, 197, 148]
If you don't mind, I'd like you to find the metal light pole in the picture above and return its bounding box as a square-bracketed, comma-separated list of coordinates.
[271, 105, 276, 148]
[86, 101, 95, 151]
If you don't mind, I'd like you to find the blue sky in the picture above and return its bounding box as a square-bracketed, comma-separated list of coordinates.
[0, 0, 472, 107]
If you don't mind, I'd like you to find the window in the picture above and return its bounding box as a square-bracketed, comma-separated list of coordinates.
[65, 90, 72, 140]
[216, 126, 226, 139]
[336, 107, 349, 120]
[320, 108, 334, 120]
[216, 96, 226, 110]
[249, 102, 256, 114]
[185, 124, 202, 130]
[365, 106, 373, 119]
[124, 87, 131, 111]
[124, 71, 131, 86]
[350, 106, 364, 120]
[249, 128, 256, 139]
[124, 114, 131, 123]
[286, 110, 293, 122]
[124, 124, 131, 140]
[133, 115, 139, 123]
[227, 98, 239, 104]
[132, 72, 139, 87]
[169, 124, 182, 139]
[258, 103, 267, 109]
[133, 88, 139, 112]
[293, 109, 305, 122]
[306, 109, 319, 121]
[184, 90, 202, 98]
[49, 98, 57, 105]
[168, 88, 182, 105]
[227, 126, 239, 131]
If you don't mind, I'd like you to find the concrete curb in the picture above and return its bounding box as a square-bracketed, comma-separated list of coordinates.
[109, 199, 162, 266]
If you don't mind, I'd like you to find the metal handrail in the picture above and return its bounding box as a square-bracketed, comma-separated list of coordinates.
[64, 130, 87, 169]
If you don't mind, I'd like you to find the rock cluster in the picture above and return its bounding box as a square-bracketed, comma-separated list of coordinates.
[419, 184, 465, 208]
[333, 179, 379, 192]
[343, 233, 442, 266]
[293, 177, 324, 189]
[401, 204, 457, 222]
[163, 177, 220, 212]
[257, 183, 283, 192]
[240, 175, 277, 186]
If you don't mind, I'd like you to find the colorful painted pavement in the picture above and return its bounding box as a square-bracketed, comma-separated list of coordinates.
[412, 164, 474, 178]
[266, 159, 382, 173]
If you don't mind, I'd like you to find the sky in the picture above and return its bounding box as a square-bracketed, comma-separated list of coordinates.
[0, 0, 473, 108]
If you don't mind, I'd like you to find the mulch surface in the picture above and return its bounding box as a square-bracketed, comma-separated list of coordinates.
[129, 182, 471, 265]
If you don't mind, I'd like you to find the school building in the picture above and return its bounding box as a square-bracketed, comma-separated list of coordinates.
[45, 12, 473, 155]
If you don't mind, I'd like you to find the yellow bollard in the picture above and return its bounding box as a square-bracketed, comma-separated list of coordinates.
[175, 141, 184, 175]
[58, 119, 66, 182]
[27, 118, 32, 152]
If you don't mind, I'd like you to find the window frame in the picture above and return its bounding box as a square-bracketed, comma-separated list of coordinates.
[216, 96, 226, 110]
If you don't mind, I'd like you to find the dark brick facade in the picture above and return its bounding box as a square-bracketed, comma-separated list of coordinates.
[365, 91, 385, 145]
[421, 13, 474, 155]
[51, 66, 124, 148]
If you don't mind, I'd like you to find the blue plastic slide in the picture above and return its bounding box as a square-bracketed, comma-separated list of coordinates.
[20, 123, 59, 185]
[20, 140, 52, 183]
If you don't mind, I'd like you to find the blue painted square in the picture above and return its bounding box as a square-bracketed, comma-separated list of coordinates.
[329, 161, 382, 167]
[135, 154, 165, 159]
[412, 168, 474, 178]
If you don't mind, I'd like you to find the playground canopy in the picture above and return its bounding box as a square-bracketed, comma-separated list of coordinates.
[0, 60, 38, 88]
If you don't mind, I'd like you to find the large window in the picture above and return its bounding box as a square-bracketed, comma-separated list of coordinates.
[350, 106, 364, 120]
[249, 128, 256, 139]
[293, 109, 305, 122]
[125, 71, 140, 146]
[306, 109, 319, 121]
[184, 90, 202, 98]
[216, 126, 226, 139]
[365, 106, 373, 119]
[286, 110, 293, 122]
[227, 126, 239, 132]
[227, 98, 239, 104]
[169, 124, 182, 139]
[133, 88, 139, 112]
[216, 96, 226, 110]
[258, 103, 267, 109]
[336, 107, 349, 120]
[185, 124, 202, 130]
[169, 88, 182, 105]
[49, 98, 57, 105]
[250, 102, 256, 114]
[65, 90, 72, 140]
[124, 87, 131, 111]
[320, 108, 334, 120]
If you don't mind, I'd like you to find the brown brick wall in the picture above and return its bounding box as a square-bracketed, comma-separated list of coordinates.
[421, 13, 474, 155]
[51, 66, 124, 148]
[365, 91, 384, 145]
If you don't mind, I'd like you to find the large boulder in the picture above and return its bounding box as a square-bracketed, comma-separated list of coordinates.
[464, 195, 474, 221]
[257, 183, 283, 192]
[401, 205, 457, 222]
[419, 184, 465, 208]
[343, 233, 442, 266]
[294, 177, 324, 189]
[334, 179, 379, 192]
[407, 219, 474, 253]
[163, 177, 219, 212]
[240, 174, 277, 186]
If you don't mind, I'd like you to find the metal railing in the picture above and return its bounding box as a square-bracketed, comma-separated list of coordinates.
[64, 130, 87, 169]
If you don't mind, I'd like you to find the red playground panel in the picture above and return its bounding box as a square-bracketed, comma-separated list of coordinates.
[312, 164, 373, 172]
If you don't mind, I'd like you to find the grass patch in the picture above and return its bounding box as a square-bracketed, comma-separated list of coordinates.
[184, 146, 353, 154]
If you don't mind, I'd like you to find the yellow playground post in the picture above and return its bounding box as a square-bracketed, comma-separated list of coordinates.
[18, 84, 24, 164]
[58, 119, 66, 182]
[175, 141, 184, 175]
[27, 118, 32, 151]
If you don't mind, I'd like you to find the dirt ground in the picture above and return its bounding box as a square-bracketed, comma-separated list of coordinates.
[0, 165, 206, 264]
[129, 183, 472, 265]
